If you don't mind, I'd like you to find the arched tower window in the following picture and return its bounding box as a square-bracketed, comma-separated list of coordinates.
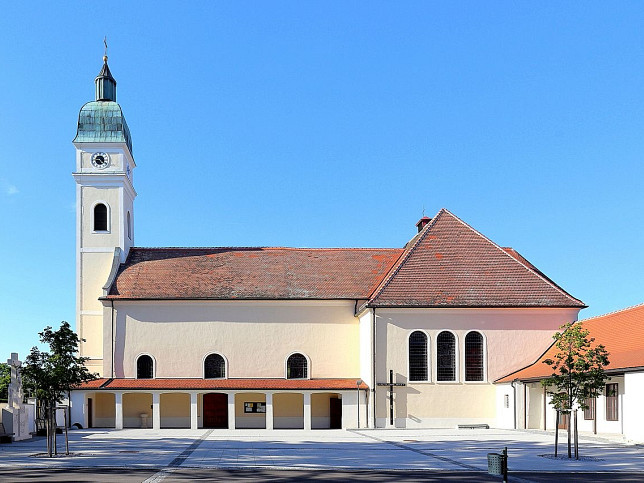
[436, 331, 456, 382]
[286, 353, 308, 379]
[137, 355, 154, 379]
[94, 203, 108, 231]
[204, 353, 226, 379]
[127, 211, 132, 239]
[409, 331, 428, 382]
[465, 331, 485, 382]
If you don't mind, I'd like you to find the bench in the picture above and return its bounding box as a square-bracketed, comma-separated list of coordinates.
[0, 422, 14, 443]
[458, 424, 490, 429]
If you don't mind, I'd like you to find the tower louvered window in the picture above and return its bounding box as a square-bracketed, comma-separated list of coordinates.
[286, 353, 308, 379]
[437, 331, 456, 381]
[137, 355, 153, 379]
[409, 331, 428, 381]
[204, 353, 226, 379]
[465, 331, 484, 382]
[94, 203, 108, 231]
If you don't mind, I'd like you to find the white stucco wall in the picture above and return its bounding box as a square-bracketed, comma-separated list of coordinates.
[623, 371, 644, 443]
[374, 307, 579, 428]
[106, 300, 360, 379]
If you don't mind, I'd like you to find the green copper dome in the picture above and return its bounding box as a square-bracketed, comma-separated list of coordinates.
[74, 101, 132, 154]
[73, 57, 133, 154]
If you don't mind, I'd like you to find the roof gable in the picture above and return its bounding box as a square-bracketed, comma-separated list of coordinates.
[368, 209, 584, 308]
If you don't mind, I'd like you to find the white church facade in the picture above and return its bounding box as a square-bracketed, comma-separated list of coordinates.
[70, 57, 586, 431]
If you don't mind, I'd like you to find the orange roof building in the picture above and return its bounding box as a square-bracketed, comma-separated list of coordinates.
[494, 304, 644, 442]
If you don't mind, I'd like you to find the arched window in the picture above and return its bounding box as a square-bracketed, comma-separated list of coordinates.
[94, 203, 108, 231]
[409, 331, 428, 382]
[204, 353, 226, 379]
[286, 353, 308, 379]
[436, 331, 456, 382]
[127, 211, 132, 239]
[465, 331, 484, 381]
[137, 355, 154, 379]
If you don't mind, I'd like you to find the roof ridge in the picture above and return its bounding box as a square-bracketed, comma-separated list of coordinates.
[366, 208, 446, 304]
[443, 209, 585, 307]
[131, 246, 402, 251]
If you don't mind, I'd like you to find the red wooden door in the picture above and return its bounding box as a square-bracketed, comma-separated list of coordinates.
[203, 393, 228, 428]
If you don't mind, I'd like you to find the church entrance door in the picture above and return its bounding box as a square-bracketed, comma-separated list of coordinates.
[203, 393, 228, 428]
[329, 397, 342, 429]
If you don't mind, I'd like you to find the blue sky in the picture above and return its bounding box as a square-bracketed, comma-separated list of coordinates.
[1, 2, 643, 361]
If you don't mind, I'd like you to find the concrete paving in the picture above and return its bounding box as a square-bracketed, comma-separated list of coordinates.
[0, 427, 642, 477]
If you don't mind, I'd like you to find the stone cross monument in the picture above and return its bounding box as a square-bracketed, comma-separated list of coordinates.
[2, 353, 31, 441]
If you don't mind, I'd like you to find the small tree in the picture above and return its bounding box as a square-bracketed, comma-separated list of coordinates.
[541, 321, 610, 459]
[0, 363, 9, 401]
[21, 322, 97, 457]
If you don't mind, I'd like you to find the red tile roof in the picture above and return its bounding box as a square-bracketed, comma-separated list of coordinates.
[106, 247, 402, 300]
[77, 378, 368, 391]
[366, 209, 584, 308]
[104, 209, 582, 308]
[497, 303, 644, 383]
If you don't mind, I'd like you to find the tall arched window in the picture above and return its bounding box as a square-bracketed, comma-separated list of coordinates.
[127, 211, 132, 239]
[94, 203, 108, 231]
[436, 331, 456, 382]
[286, 353, 308, 379]
[409, 331, 428, 382]
[465, 331, 484, 381]
[204, 353, 226, 379]
[137, 355, 154, 379]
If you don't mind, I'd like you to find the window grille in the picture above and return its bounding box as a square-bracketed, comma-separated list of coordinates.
[436, 331, 456, 381]
[204, 353, 226, 379]
[94, 203, 108, 231]
[464, 331, 484, 382]
[137, 355, 153, 379]
[606, 383, 618, 421]
[584, 397, 596, 420]
[287, 353, 308, 379]
[409, 331, 428, 381]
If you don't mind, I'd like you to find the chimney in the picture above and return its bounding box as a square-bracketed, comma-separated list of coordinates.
[415, 216, 431, 233]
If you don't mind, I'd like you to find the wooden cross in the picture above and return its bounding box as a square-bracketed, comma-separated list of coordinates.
[377, 369, 406, 426]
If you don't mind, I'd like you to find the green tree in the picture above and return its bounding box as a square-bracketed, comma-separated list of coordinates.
[21, 322, 97, 457]
[0, 362, 9, 401]
[541, 321, 610, 459]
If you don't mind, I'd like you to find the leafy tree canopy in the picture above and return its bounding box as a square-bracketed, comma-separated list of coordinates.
[0, 362, 9, 401]
[541, 321, 610, 411]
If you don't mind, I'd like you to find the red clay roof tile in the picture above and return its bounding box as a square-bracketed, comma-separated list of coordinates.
[107, 247, 402, 300]
[367, 209, 584, 308]
[77, 378, 368, 391]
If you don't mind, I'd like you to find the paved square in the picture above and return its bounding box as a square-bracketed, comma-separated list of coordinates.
[1, 428, 643, 477]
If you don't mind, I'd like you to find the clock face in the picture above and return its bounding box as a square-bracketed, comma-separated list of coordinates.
[91, 152, 110, 169]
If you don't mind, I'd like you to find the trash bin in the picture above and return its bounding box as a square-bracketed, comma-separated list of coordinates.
[140, 413, 149, 429]
[487, 447, 508, 481]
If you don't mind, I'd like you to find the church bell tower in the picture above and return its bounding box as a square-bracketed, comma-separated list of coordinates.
[72, 53, 136, 375]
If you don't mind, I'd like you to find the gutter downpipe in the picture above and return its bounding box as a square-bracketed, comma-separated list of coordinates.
[372, 307, 377, 429]
[510, 379, 518, 430]
[111, 300, 115, 378]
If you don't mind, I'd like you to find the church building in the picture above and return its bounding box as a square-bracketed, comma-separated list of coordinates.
[70, 57, 585, 431]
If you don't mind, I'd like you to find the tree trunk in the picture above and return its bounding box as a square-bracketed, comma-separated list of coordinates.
[64, 406, 69, 455]
[567, 411, 571, 458]
[554, 410, 559, 457]
[574, 409, 579, 460]
[52, 406, 58, 455]
[46, 406, 51, 457]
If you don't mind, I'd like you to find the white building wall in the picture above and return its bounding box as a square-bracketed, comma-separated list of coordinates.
[624, 371, 644, 443]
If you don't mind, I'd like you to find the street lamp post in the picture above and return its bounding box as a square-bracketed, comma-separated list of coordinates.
[356, 379, 363, 429]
